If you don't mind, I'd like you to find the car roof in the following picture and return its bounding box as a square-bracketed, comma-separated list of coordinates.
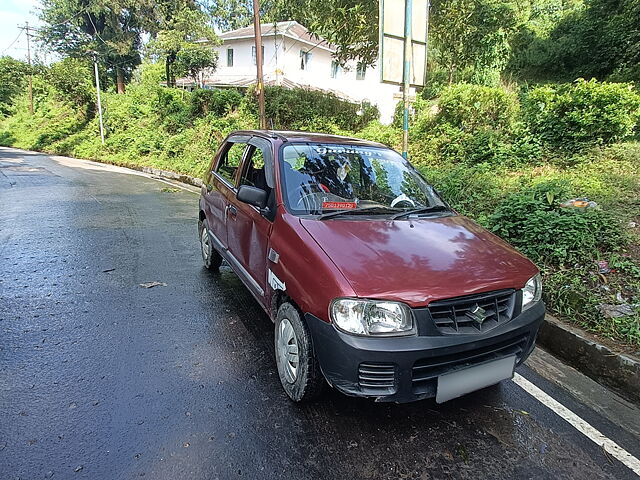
[229, 130, 388, 148]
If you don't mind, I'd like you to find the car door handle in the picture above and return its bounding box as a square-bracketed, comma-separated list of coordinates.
[227, 205, 238, 217]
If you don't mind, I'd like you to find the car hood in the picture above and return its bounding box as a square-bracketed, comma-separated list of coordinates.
[300, 215, 537, 307]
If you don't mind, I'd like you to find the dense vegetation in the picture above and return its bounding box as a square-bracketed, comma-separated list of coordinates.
[1, 0, 639, 351]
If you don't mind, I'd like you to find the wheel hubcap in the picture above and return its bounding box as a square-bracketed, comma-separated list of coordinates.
[200, 228, 210, 261]
[277, 318, 299, 383]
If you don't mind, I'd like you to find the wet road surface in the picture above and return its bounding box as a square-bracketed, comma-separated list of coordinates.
[1, 147, 639, 480]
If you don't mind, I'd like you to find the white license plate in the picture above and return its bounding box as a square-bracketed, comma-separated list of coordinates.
[436, 355, 516, 404]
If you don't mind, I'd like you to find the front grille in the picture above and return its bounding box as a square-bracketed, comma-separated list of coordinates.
[411, 334, 529, 395]
[358, 362, 396, 394]
[428, 289, 516, 334]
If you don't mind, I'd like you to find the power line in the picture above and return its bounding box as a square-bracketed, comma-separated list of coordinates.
[49, 6, 90, 28]
[2, 30, 24, 55]
[87, 14, 111, 49]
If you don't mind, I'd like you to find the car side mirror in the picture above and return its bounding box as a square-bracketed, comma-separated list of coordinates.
[237, 185, 268, 210]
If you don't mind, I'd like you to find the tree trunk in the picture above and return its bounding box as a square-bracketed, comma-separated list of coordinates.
[166, 53, 177, 88]
[165, 58, 171, 87]
[116, 67, 125, 94]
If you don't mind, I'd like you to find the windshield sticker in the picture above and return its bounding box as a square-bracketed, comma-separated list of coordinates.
[322, 201, 357, 210]
[313, 146, 383, 157]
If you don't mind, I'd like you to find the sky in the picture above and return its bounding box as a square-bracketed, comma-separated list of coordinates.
[1, 0, 45, 62]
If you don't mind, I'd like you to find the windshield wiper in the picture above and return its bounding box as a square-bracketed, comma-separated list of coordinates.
[390, 205, 449, 220]
[317, 206, 401, 220]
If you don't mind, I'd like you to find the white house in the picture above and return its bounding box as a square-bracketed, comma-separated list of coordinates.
[184, 21, 402, 123]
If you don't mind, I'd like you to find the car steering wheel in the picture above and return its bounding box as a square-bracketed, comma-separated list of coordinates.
[293, 184, 325, 212]
[390, 193, 416, 209]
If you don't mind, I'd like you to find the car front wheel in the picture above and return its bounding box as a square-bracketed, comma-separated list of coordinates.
[275, 302, 325, 402]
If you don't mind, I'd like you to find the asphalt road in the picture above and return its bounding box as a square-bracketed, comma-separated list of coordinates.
[1, 147, 639, 480]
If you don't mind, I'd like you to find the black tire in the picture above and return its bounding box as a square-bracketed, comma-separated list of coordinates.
[198, 218, 223, 271]
[274, 302, 325, 402]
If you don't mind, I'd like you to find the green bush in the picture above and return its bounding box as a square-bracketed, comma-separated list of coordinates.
[522, 79, 640, 150]
[487, 181, 625, 265]
[188, 88, 242, 119]
[153, 88, 190, 133]
[45, 58, 94, 107]
[357, 120, 401, 148]
[0, 56, 29, 115]
[418, 70, 451, 100]
[435, 83, 520, 132]
[242, 86, 379, 131]
[407, 84, 541, 167]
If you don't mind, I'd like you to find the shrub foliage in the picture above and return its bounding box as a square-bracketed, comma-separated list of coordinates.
[522, 79, 640, 149]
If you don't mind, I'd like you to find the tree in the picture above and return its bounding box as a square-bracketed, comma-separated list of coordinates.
[206, 0, 379, 66]
[206, 0, 254, 30]
[176, 43, 219, 87]
[146, 1, 219, 87]
[506, 0, 584, 80]
[430, 0, 522, 85]
[512, 0, 640, 83]
[39, 0, 144, 93]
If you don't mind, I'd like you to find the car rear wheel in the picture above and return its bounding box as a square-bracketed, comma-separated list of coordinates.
[198, 219, 222, 270]
[275, 302, 324, 402]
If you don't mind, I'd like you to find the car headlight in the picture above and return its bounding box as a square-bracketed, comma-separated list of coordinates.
[330, 298, 415, 336]
[521, 273, 542, 311]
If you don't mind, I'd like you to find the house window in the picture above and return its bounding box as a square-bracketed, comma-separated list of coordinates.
[356, 62, 366, 80]
[227, 48, 234, 67]
[252, 46, 264, 65]
[330, 60, 339, 78]
[300, 50, 311, 70]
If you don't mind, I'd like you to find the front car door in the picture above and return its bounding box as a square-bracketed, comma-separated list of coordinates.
[225, 136, 276, 301]
[203, 135, 250, 250]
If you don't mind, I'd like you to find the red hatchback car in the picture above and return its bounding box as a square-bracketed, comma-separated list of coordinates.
[198, 130, 545, 403]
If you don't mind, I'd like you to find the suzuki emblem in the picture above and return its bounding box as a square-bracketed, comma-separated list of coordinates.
[466, 305, 488, 324]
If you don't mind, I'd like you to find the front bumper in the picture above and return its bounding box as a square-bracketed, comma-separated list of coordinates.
[305, 301, 545, 403]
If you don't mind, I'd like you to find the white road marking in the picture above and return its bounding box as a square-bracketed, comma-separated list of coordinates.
[513, 373, 640, 475]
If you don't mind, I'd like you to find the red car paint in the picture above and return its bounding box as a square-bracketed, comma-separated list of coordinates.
[300, 215, 537, 308]
[200, 130, 538, 323]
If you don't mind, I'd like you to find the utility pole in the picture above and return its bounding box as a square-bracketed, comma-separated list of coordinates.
[401, 0, 413, 159]
[24, 22, 34, 115]
[93, 56, 105, 145]
[252, 0, 266, 129]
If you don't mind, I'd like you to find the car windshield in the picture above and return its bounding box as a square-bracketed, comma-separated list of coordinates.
[279, 143, 447, 216]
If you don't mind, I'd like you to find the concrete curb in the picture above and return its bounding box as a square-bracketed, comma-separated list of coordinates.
[128, 164, 204, 189]
[537, 315, 640, 405]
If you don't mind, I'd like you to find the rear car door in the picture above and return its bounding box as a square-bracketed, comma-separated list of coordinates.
[203, 136, 250, 249]
[225, 136, 276, 299]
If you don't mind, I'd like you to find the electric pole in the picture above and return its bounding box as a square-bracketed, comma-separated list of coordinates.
[23, 22, 34, 115]
[252, 0, 266, 129]
[92, 55, 105, 145]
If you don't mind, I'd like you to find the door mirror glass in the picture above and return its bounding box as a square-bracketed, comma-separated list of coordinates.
[237, 185, 268, 209]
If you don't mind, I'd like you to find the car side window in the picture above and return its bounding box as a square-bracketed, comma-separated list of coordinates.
[239, 146, 266, 189]
[216, 142, 246, 186]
